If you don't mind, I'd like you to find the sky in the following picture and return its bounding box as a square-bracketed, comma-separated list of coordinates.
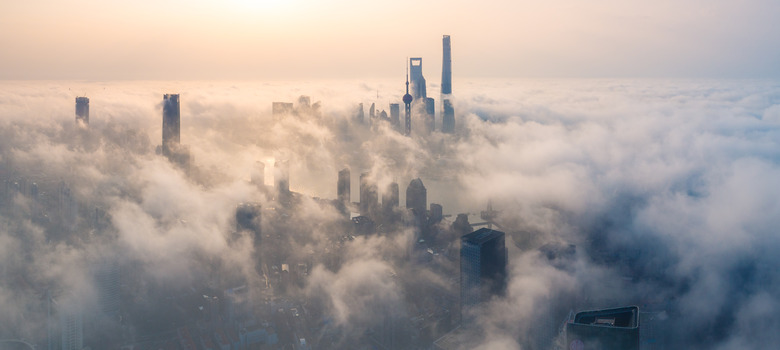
[2, 0, 780, 79]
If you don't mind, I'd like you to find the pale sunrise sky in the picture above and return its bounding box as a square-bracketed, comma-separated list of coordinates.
[2, 0, 779, 80]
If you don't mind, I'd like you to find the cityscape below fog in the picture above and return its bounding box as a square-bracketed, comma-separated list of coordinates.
[1, 28, 780, 350]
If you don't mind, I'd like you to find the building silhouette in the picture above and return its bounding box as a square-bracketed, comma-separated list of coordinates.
[425, 97, 435, 133]
[406, 178, 427, 222]
[338, 168, 351, 204]
[236, 202, 262, 246]
[162, 94, 180, 159]
[566, 306, 640, 350]
[359, 172, 379, 219]
[356, 103, 365, 124]
[460, 228, 507, 320]
[389, 103, 401, 131]
[382, 181, 400, 223]
[275, 160, 291, 205]
[410, 57, 427, 100]
[272, 102, 293, 119]
[441, 35, 455, 133]
[75, 97, 89, 125]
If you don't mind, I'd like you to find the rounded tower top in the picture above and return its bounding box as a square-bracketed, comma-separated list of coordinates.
[403, 93, 413, 104]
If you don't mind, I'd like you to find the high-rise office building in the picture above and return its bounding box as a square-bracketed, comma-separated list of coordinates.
[338, 168, 351, 204]
[389, 103, 401, 131]
[566, 306, 640, 350]
[75, 97, 89, 125]
[410, 57, 427, 100]
[359, 172, 379, 219]
[275, 160, 290, 205]
[460, 228, 507, 319]
[236, 203, 262, 245]
[406, 178, 427, 218]
[382, 181, 399, 222]
[425, 97, 435, 133]
[356, 103, 365, 124]
[441, 35, 455, 133]
[272, 102, 294, 119]
[441, 35, 452, 95]
[162, 94, 181, 158]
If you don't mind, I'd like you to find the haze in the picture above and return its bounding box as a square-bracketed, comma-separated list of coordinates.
[2, 0, 780, 80]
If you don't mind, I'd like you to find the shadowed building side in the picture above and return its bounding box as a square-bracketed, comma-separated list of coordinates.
[460, 228, 507, 321]
[75, 97, 89, 125]
[441, 35, 455, 133]
[162, 94, 181, 158]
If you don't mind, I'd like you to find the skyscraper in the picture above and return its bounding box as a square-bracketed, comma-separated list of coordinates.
[75, 97, 89, 125]
[389, 103, 401, 131]
[441, 35, 452, 95]
[382, 181, 400, 222]
[236, 202, 262, 246]
[338, 168, 351, 204]
[405, 178, 427, 218]
[275, 160, 290, 205]
[441, 35, 455, 133]
[359, 172, 379, 219]
[410, 57, 427, 100]
[425, 97, 435, 133]
[162, 94, 180, 158]
[460, 228, 507, 319]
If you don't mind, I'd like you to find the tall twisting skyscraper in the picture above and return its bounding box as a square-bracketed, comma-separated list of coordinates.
[441, 35, 455, 133]
[162, 94, 181, 158]
[75, 97, 89, 125]
[403, 62, 413, 136]
[460, 228, 507, 320]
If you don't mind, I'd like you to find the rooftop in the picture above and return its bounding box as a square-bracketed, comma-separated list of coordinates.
[462, 227, 504, 245]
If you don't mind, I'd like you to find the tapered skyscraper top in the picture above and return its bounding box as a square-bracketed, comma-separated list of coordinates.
[442, 35, 452, 95]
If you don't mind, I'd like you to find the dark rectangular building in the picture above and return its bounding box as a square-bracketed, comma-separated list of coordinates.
[162, 94, 180, 158]
[75, 97, 89, 125]
[460, 228, 507, 319]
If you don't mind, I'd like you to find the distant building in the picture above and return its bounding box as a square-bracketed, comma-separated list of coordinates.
[75, 97, 89, 125]
[275, 160, 290, 204]
[406, 178, 427, 222]
[442, 99, 455, 134]
[429, 203, 443, 225]
[60, 300, 84, 350]
[162, 94, 180, 158]
[359, 172, 379, 219]
[566, 306, 640, 350]
[410, 57, 427, 100]
[403, 64, 414, 136]
[356, 103, 365, 124]
[272, 102, 294, 119]
[338, 168, 351, 204]
[460, 228, 507, 320]
[425, 97, 435, 133]
[389, 103, 401, 131]
[441, 35, 452, 95]
[236, 202, 262, 246]
[441, 35, 455, 134]
[382, 182, 400, 223]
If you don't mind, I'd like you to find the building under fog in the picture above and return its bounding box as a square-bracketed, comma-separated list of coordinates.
[359, 172, 379, 220]
[406, 178, 427, 218]
[441, 35, 455, 133]
[410, 57, 427, 100]
[162, 94, 180, 158]
[460, 228, 507, 320]
[75, 97, 89, 125]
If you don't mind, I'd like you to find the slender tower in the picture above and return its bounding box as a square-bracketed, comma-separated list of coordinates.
[75, 97, 89, 125]
[403, 61, 413, 136]
[442, 35, 455, 133]
[162, 94, 181, 158]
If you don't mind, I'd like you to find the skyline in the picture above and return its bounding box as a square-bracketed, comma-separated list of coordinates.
[2, 0, 780, 80]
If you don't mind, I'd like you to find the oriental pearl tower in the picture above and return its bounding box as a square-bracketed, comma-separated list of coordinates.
[403, 60, 413, 136]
